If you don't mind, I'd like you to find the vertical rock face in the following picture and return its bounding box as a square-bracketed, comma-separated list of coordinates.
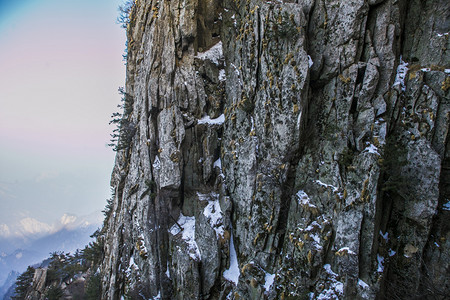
[101, 0, 449, 299]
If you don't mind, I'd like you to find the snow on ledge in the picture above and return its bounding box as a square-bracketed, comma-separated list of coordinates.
[197, 114, 225, 125]
[363, 144, 380, 156]
[264, 272, 275, 292]
[223, 232, 240, 285]
[199, 192, 225, 238]
[393, 56, 408, 92]
[195, 41, 223, 65]
[169, 213, 201, 260]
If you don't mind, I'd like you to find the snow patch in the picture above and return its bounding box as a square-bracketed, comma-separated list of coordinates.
[310, 233, 321, 245]
[264, 272, 275, 292]
[219, 69, 226, 81]
[377, 254, 385, 272]
[200, 192, 225, 238]
[380, 230, 389, 241]
[223, 232, 240, 285]
[393, 56, 408, 92]
[314, 180, 339, 193]
[336, 247, 356, 255]
[443, 200, 450, 211]
[317, 264, 344, 300]
[169, 214, 201, 260]
[358, 279, 369, 289]
[363, 144, 380, 156]
[195, 41, 223, 65]
[296, 190, 316, 207]
[213, 158, 222, 170]
[323, 264, 338, 277]
[308, 55, 314, 68]
[152, 156, 161, 170]
[165, 262, 171, 278]
[126, 255, 139, 276]
[197, 114, 225, 125]
[388, 249, 396, 256]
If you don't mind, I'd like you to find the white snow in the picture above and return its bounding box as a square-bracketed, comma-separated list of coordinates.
[223, 232, 240, 285]
[434, 242, 440, 247]
[126, 255, 139, 274]
[358, 279, 369, 289]
[213, 158, 222, 170]
[296, 190, 317, 208]
[305, 221, 320, 232]
[308, 55, 314, 68]
[226, 291, 233, 300]
[336, 247, 356, 255]
[317, 264, 344, 300]
[139, 233, 148, 254]
[334, 282, 344, 294]
[388, 249, 396, 256]
[314, 180, 339, 192]
[169, 213, 201, 260]
[323, 264, 338, 277]
[165, 261, 171, 278]
[310, 233, 321, 245]
[264, 272, 275, 292]
[197, 114, 225, 125]
[200, 192, 225, 238]
[363, 144, 380, 156]
[393, 56, 408, 92]
[151, 292, 161, 299]
[195, 41, 223, 65]
[152, 155, 161, 170]
[437, 32, 449, 37]
[231, 63, 240, 76]
[250, 116, 255, 132]
[445, 69, 450, 74]
[379, 230, 389, 241]
[219, 69, 226, 81]
[443, 200, 450, 211]
[377, 254, 385, 272]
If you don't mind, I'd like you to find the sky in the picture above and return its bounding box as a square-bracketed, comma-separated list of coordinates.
[0, 0, 127, 236]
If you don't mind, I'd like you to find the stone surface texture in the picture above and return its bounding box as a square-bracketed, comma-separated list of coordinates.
[99, 0, 449, 299]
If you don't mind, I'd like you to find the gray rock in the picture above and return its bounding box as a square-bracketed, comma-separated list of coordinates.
[99, 0, 450, 299]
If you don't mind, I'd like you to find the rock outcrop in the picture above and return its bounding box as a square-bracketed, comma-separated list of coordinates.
[101, 0, 449, 299]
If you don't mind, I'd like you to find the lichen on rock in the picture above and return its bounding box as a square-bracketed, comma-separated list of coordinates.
[99, 0, 450, 299]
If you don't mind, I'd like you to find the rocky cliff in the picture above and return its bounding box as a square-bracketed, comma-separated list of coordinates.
[101, 0, 449, 299]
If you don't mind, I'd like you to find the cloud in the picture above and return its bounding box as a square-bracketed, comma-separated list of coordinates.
[17, 217, 54, 235]
[35, 170, 59, 183]
[60, 213, 77, 226]
[0, 224, 11, 237]
[0, 182, 17, 199]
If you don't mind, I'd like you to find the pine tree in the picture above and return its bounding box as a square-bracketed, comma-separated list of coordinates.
[12, 266, 35, 300]
[85, 273, 102, 300]
[45, 285, 64, 300]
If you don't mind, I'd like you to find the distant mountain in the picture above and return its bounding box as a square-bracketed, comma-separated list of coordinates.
[0, 271, 19, 300]
[0, 212, 101, 296]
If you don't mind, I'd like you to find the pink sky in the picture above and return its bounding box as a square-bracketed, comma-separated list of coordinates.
[0, 0, 126, 229]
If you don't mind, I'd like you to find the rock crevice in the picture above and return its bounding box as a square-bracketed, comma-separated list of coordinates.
[100, 0, 449, 299]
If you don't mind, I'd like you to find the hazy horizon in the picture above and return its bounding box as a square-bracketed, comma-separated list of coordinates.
[0, 0, 126, 235]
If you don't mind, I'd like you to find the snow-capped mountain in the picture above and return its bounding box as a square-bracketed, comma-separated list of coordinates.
[0, 212, 102, 292]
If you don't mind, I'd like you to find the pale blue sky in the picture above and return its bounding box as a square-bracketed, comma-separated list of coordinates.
[0, 0, 126, 234]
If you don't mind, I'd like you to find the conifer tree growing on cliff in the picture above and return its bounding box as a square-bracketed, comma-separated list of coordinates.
[12, 266, 34, 300]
